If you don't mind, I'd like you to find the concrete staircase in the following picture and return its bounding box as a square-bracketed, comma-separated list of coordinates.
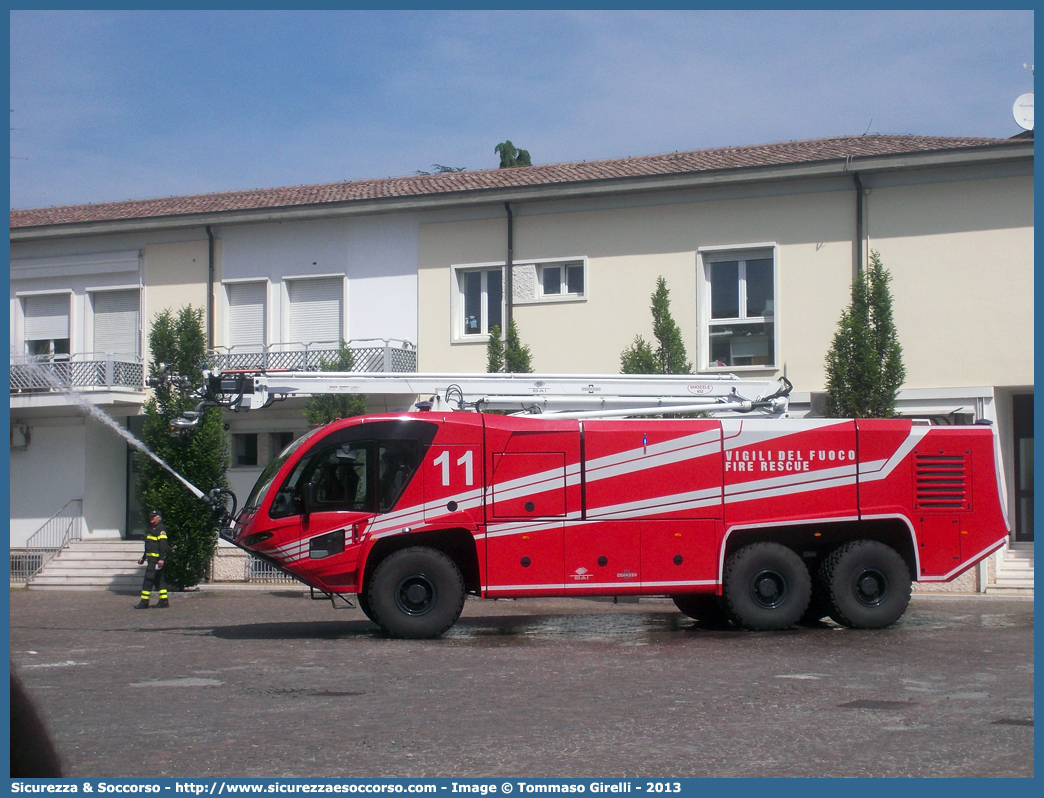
[28, 540, 145, 591]
[987, 542, 1034, 595]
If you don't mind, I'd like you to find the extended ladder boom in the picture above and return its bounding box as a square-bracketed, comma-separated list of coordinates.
[189, 370, 791, 421]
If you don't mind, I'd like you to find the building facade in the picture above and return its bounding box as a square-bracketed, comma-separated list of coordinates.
[10, 134, 1032, 590]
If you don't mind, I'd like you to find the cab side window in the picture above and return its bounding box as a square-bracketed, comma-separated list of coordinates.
[377, 440, 420, 512]
[270, 443, 373, 518]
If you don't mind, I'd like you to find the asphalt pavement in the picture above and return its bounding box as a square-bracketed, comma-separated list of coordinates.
[8, 589, 1034, 778]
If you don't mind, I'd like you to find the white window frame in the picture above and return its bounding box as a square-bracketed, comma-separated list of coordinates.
[87, 286, 142, 359]
[530, 257, 587, 303]
[451, 262, 505, 342]
[19, 290, 73, 358]
[223, 278, 270, 350]
[280, 273, 347, 346]
[697, 243, 779, 372]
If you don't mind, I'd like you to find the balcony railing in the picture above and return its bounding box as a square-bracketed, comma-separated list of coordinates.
[10, 353, 144, 393]
[10, 340, 417, 396]
[207, 339, 418, 373]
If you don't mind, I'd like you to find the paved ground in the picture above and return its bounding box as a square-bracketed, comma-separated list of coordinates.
[9, 589, 1034, 779]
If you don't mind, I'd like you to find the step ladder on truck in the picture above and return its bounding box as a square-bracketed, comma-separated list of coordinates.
[159, 367, 1010, 638]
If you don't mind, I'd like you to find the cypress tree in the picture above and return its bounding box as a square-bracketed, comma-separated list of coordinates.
[651, 276, 692, 374]
[620, 336, 656, 374]
[504, 319, 533, 373]
[824, 250, 906, 417]
[486, 325, 506, 373]
[620, 276, 692, 375]
[138, 306, 229, 589]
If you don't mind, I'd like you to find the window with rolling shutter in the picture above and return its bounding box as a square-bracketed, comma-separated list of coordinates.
[93, 290, 140, 357]
[288, 277, 342, 344]
[24, 294, 71, 355]
[227, 282, 267, 348]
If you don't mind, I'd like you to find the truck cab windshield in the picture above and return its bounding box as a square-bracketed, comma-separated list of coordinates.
[265, 420, 438, 519]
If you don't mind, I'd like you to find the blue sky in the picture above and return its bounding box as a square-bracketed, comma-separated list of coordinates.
[9, 9, 1035, 210]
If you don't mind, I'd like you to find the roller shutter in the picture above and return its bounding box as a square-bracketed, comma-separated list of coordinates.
[93, 290, 140, 357]
[24, 294, 70, 341]
[288, 277, 342, 344]
[228, 282, 267, 348]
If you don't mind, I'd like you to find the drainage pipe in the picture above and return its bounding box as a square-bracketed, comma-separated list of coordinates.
[504, 202, 514, 329]
[853, 173, 863, 282]
[206, 225, 215, 348]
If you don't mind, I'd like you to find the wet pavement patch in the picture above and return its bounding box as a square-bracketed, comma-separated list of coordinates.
[244, 687, 365, 698]
[129, 678, 224, 688]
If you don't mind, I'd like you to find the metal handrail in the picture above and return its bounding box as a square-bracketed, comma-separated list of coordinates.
[12, 499, 84, 584]
[207, 338, 418, 373]
[10, 353, 144, 392]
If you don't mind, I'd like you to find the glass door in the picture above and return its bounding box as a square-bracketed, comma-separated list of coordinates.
[125, 416, 148, 540]
[1013, 394, 1033, 542]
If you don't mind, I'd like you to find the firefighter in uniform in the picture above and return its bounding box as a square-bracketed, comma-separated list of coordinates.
[136, 510, 169, 609]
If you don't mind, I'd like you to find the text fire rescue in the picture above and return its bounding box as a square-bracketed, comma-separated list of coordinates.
[724, 448, 856, 472]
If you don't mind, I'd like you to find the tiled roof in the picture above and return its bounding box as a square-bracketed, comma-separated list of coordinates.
[10, 134, 1025, 229]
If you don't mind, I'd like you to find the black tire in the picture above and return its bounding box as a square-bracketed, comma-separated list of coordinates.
[819, 541, 911, 629]
[356, 587, 379, 626]
[721, 543, 811, 631]
[367, 547, 465, 639]
[672, 593, 730, 627]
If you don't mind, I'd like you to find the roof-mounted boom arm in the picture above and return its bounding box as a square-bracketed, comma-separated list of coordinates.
[160, 369, 792, 430]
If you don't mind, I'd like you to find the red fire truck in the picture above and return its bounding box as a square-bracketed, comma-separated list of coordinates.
[165, 370, 1009, 637]
[191, 368, 1009, 638]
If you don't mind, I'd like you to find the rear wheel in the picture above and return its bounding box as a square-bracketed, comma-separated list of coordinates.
[819, 541, 911, 629]
[721, 543, 810, 631]
[672, 593, 730, 627]
[368, 547, 466, 639]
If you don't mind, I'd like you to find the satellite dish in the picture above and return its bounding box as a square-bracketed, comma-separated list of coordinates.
[1013, 93, 1034, 130]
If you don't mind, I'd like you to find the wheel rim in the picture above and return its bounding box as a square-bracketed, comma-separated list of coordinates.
[395, 573, 437, 616]
[853, 567, 889, 607]
[750, 569, 787, 609]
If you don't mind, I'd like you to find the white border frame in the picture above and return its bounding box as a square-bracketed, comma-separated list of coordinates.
[697, 243, 780, 373]
[449, 260, 506, 344]
[221, 278, 271, 350]
[280, 273, 348, 345]
[85, 285, 143, 359]
[515, 255, 589, 306]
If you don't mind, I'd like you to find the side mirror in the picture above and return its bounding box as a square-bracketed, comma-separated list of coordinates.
[301, 482, 316, 518]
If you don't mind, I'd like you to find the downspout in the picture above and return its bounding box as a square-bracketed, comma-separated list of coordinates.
[853, 173, 864, 282]
[206, 225, 215, 348]
[504, 202, 514, 329]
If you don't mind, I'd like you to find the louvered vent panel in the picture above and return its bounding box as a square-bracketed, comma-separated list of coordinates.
[914, 453, 971, 511]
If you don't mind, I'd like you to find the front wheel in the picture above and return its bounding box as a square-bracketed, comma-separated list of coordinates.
[356, 587, 379, 626]
[368, 547, 466, 639]
[819, 541, 911, 629]
[721, 543, 810, 631]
